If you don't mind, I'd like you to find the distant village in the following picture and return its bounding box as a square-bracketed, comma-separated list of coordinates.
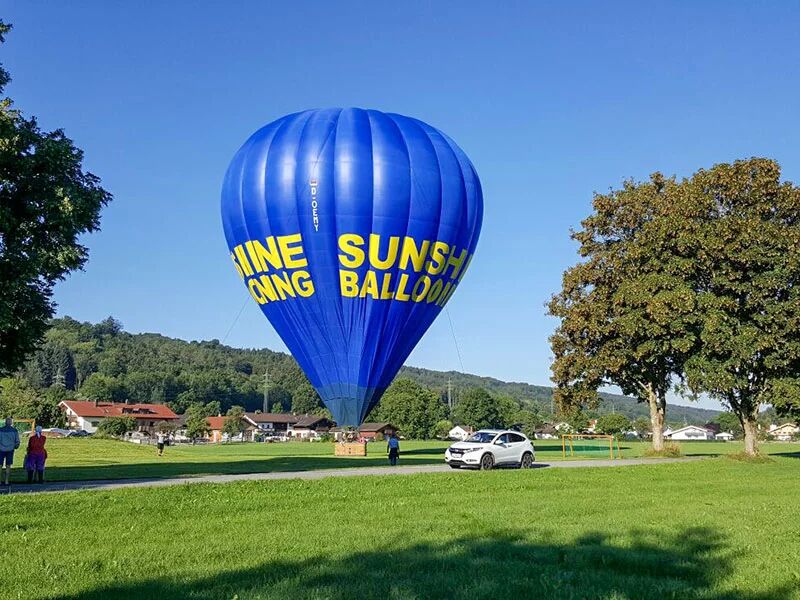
[51, 400, 800, 444]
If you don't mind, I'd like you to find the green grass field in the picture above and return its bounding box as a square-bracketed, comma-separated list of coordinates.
[4, 438, 799, 483]
[1, 454, 799, 599]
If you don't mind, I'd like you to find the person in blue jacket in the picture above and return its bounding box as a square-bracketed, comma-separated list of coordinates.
[387, 431, 400, 466]
[0, 417, 21, 486]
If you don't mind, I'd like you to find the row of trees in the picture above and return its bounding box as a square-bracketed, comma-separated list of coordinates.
[549, 159, 800, 455]
[367, 379, 544, 439]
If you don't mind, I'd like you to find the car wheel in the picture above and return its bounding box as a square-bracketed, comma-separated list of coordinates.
[520, 452, 533, 469]
[480, 453, 494, 470]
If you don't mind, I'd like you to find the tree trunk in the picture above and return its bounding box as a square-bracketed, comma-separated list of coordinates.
[742, 416, 759, 456]
[647, 385, 666, 452]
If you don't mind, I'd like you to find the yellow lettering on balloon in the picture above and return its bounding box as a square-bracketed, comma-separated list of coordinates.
[292, 270, 315, 297]
[425, 241, 449, 275]
[252, 238, 283, 271]
[258, 275, 278, 302]
[426, 279, 444, 303]
[248, 278, 267, 304]
[234, 245, 254, 277]
[339, 234, 365, 268]
[272, 272, 296, 300]
[380, 273, 394, 299]
[395, 273, 411, 301]
[278, 234, 307, 268]
[412, 276, 431, 302]
[399, 237, 430, 272]
[369, 234, 400, 270]
[340, 270, 359, 297]
[231, 253, 245, 280]
[360, 270, 380, 299]
[445, 246, 468, 280]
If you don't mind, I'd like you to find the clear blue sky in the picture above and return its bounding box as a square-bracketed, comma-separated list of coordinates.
[4, 2, 800, 409]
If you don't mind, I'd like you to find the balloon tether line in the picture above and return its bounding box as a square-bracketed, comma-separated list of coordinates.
[445, 308, 465, 373]
[221, 298, 249, 345]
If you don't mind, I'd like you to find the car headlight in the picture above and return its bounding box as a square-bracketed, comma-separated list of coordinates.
[464, 447, 483, 453]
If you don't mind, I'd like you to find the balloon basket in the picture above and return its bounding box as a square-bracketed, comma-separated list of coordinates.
[335, 442, 367, 457]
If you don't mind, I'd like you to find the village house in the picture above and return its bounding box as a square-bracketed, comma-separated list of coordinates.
[357, 423, 396, 440]
[289, 415, 335, 439]
[59, 400, 179, 434]
[243, 412, 300, 435]
[715, 431, 735, 441]
[448, 425, 474, 441]
[663, 425, 715, 441]
[768, 423, 799, 441]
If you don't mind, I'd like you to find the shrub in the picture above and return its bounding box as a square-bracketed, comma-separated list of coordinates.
[644, 442, 682, 458]
[97, 415, 136, 437]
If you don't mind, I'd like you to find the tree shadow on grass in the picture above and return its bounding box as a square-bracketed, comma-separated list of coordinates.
[11, 454, 446, 484]
[54, 527, 792, 600]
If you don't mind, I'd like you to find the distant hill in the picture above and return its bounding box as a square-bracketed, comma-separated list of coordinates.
[23, 317, 719, 424]
[400, 366, 721, 424]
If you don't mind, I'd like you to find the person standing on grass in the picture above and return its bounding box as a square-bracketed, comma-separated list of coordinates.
[156, 431, 166, 456]
[25, 426, 47, 484]
[0, 417, 20, 486]
[387, 432, 400, 466]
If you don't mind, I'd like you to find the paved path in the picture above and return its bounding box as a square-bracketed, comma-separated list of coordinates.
[2, 457, 699, 495]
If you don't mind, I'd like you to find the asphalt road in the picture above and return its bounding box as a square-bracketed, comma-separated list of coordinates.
[3, 457, 698, 495]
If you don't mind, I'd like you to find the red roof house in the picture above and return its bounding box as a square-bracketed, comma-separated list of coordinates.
[59, 400, 178, 434]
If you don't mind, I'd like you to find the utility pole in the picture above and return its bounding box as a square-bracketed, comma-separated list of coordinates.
[447, 378, 453, 411]
[263, 368, 270, 413]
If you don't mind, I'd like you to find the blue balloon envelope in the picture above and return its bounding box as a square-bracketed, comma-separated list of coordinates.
[221, 108, 483, 426]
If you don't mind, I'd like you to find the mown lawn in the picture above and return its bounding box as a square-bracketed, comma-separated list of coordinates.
[4, 437, 798, 483]
[1, 456, 799, 599]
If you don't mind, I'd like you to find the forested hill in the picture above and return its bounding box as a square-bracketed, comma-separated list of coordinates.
[400, 366, 720, 424]
[20, 317, 719, 423]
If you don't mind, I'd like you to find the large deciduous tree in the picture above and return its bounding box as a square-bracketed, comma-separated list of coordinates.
[0, 21, 111, 375]
[548, 173, 698, 451]
[683, 159, 800, 455]
[452, 387, 503, 431]
[370, 378, 446, 439]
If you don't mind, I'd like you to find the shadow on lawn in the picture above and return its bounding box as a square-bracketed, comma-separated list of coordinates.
[53, 526, 792, 600]
[14, 454, 445, 483]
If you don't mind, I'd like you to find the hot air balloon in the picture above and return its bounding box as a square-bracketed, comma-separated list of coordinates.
[221, 108, 483, 426]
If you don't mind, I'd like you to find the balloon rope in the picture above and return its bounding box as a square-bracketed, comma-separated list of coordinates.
[445, 308, 465, 373]
[221, 297, 249, 345]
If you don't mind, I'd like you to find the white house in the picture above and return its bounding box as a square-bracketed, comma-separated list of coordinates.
[715, 431, 735, 441]
[60, 400, 179, 434]
[768, 423, 799, 441]
[663, 425, 715, 441]
[448, 425, 474, 441]
[554, 422, 572, 433]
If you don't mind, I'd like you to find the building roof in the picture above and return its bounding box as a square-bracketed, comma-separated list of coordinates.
[770, 423, 799, 433]
[359, 422, 395, 432]
[244, 412, 300, 424]
[60, 401, 179, 420]
[206, 416, 226, 430]
[293, 415, 332, 428]
[450, 425, 474, 433]
[666, 425, 712, 435]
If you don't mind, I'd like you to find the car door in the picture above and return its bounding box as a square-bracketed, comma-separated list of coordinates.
[506, 432, 528, 463]
[492, 433, 515, 465]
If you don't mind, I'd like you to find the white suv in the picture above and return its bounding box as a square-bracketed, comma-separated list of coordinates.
[445, 429, 536, 470]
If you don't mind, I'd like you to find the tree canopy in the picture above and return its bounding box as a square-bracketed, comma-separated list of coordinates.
[0, 21, 111, 375]
[551, 157, 800, 455]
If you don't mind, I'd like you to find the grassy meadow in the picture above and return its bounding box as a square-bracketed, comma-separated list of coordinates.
[1, 454, 799, 599]
[3, 437, 799, 483]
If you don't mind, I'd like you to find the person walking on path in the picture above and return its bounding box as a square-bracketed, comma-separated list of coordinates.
[156, 431, 167, 456]
[25, 426, 48, 483]
[387, 432, 400, 466]
[0, 417, 21, 486]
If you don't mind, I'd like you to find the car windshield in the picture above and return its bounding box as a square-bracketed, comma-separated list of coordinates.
[465, 432, 496, 444]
